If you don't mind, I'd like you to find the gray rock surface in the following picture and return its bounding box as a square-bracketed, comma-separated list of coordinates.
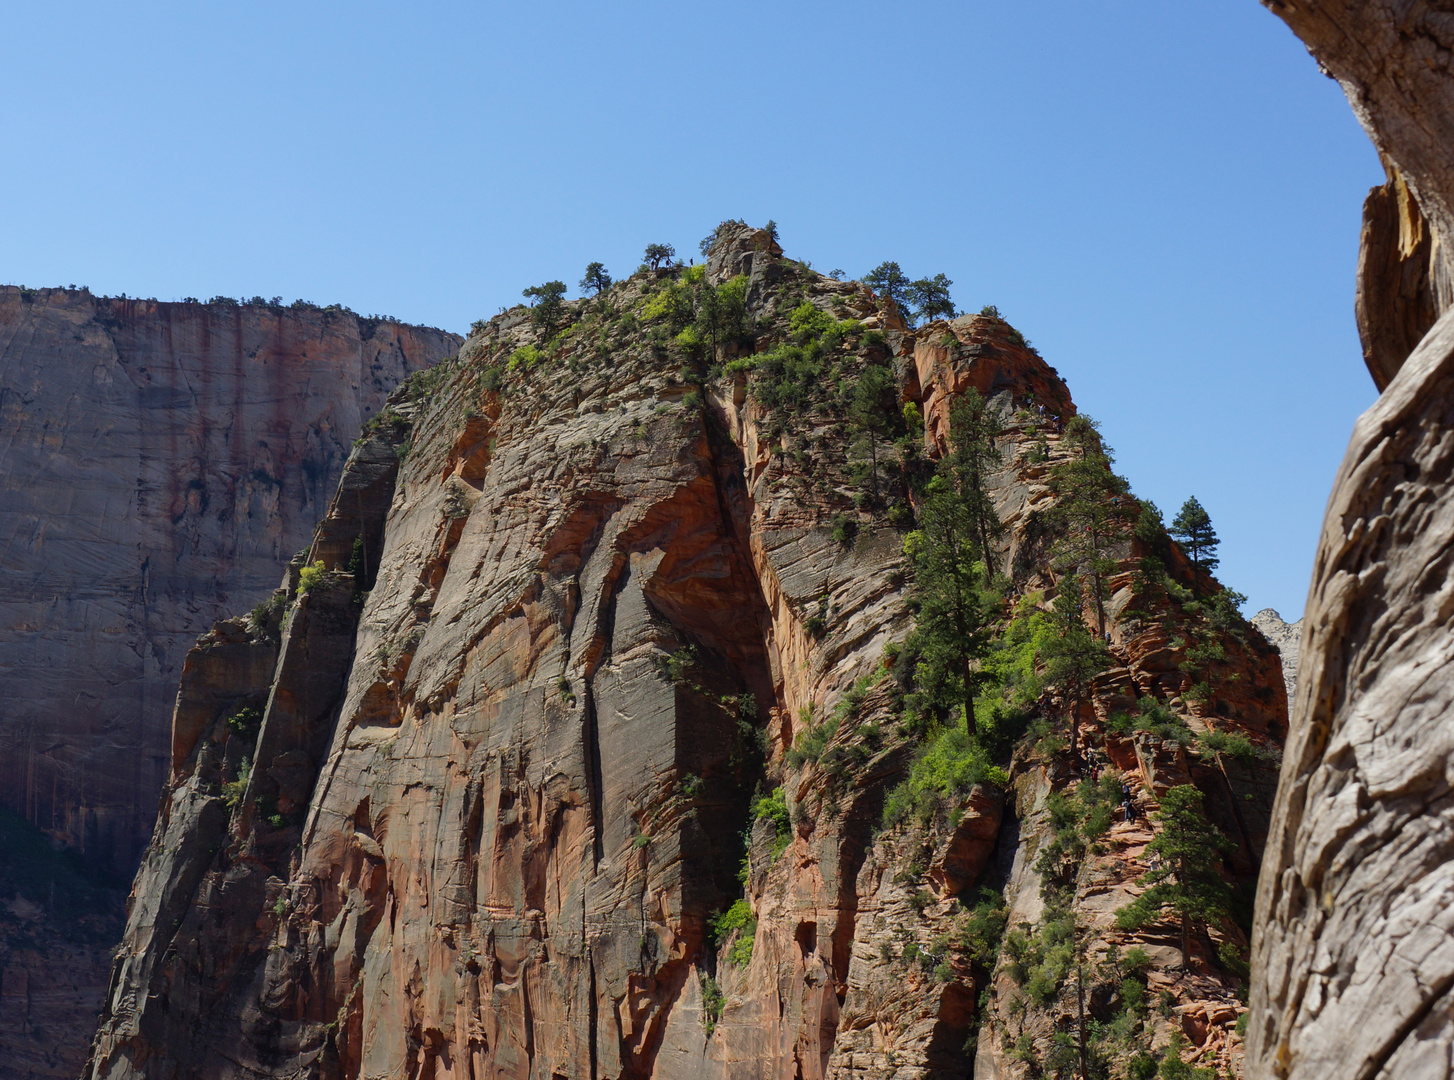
[1250, 609, 1301, 706]
[1250, 4, 1454, 1077]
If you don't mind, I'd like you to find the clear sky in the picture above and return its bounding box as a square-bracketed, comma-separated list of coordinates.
[0, 1, 1381, 621]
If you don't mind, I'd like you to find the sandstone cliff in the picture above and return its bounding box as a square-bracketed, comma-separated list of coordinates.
[0, 291, 457, 1078]
[1247, 3, 1454, 1078]
[0, 289, 458, 870]
[85, 228, 1286, 1079]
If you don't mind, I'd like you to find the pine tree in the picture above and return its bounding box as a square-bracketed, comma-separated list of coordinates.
[908, 272, 955, 323]
[942, 389, 1004, 565]
[1115, 784, 1234, 968]
[643, 243, 675, 270]
[847, 363, 899, 505]
[909, 480, 997, 734]
[863, 261, 911, 314]
[1046, 415, 1137, 635]
[1039, 580, 1110, 757]
[521, 280, 567, 342]
[1169, 496, 1220, 589]
[579, 262, 612, 296]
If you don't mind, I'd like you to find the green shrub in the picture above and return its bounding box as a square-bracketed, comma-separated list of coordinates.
[226, 706, 263, 739]
[699, 972, 725, 1034]
[710, 900, 757, 966]
[222, 757, 251, 810]
[830, 513, 858, 547]
[1129, 697, 1194, 745]
[1121, 945, 1153, 974]
[1199, 729, 1259, 763]
[882, 725, 1006, 828]
[506, 344, 543, 372]
[955, 887, 1009, 968]
[753, 787, 792, 857]
[785, 706, 838, 769]
[297, 560, 326, 593]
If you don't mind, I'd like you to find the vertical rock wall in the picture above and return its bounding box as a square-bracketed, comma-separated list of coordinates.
[0, 289, 458, 873]
[1250, 3, 1454, 1078]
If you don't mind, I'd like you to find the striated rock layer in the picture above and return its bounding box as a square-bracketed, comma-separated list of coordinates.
[0, 289, 458, 873]
[1249, 3, 1454, 1079]
[87, 229, 1287, 1079]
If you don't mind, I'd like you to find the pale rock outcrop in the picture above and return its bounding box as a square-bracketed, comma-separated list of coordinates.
[1250, 609, 1301, 705]
[1250, 3, 1454, 1078]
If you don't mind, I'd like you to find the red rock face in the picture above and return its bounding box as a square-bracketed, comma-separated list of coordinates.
[0, 289, 458, 873]
[83, 234, 1285, 1079]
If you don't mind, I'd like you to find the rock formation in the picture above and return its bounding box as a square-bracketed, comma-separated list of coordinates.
[1250, 610, 1301, 705]
[85, 228, 1287, 1079]
[0, 289, 458, 871]
[1248, 3, 1454, 1078]
[0, 290, 457, 1078]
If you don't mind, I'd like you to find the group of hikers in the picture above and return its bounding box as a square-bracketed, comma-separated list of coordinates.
[1075, 744, 1142, 824]
[1015, 391, 1065, 434]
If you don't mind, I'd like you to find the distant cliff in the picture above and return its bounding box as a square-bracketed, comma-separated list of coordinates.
[0, 288, 459, 873]
[0, 289, 457, 1079]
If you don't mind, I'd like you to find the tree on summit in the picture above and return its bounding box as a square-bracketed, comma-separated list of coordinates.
[863, 261, 911, 314]
[579, 262, 612, 296]
[522, 280, 567, 341]
[644, 242, 676, 270]
[1169, 496, 1220, 590]
[908, 273, 955, 323]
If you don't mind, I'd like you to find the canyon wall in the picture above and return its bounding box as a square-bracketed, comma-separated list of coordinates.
[1249, 3, 1454, 1078]
[0, 291, 457, 1080]
[86, 230, 1287, 1079]
[0, 290, 458, 873]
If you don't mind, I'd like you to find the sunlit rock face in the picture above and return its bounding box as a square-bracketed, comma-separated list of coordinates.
[84, 230, 1286, 1080]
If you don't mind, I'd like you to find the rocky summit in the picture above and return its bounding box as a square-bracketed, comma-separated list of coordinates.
[81, 225, 1288, 1080]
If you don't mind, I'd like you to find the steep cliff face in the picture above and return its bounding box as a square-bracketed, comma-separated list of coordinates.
[87, 229, 1285, 1080]
[1249, 5, 1454, 1079]
[0, 289, 459, 872]
[0, 290, 458, 1079]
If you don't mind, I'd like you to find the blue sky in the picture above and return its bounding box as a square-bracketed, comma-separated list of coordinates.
[0, 2, 1380, 620]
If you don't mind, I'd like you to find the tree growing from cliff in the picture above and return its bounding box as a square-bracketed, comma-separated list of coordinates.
[1169, 496, 1220, 591]
[863, 261, 911, 314]
[522, 280, 567, 341]
[848, 362, 900, 505]
[1039, 580, 1110, 757]
[942, 389, 1004, 566]
[908, 273, 956, 323]
[579, 262, 612, 296]
[1115, 784, 1234, 969]
[907, 478, 997, 735]
[644, 242, 675, 270]
[1046, 415, 1137, 635]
